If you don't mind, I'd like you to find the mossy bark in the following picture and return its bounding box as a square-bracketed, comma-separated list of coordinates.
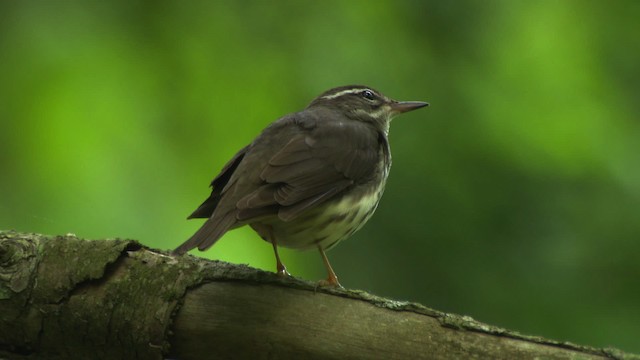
[0, 230, 636, 360]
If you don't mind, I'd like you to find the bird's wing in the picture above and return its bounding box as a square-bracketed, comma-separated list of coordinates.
[236, 121, 380, 222]
[187, 145, 250, 219]
[173, 145, 250, 255]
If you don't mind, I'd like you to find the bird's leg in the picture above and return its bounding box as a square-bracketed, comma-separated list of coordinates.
[268, 227, 290, 277]
[317, 246, 343, 288]
[272, 241, 290, 277]
[251, 223, 291, 277]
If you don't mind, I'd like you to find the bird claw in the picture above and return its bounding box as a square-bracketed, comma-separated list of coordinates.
[315, 276, 343, 289]
[276, 266, 291, 277]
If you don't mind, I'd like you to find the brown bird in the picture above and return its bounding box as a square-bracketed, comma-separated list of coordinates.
[173, 85, 428, 287]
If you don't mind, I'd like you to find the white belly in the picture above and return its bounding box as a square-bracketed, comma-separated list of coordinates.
[258, 185, 385, 251]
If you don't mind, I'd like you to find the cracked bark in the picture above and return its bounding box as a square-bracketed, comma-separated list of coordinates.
[0, 230, 637, 360]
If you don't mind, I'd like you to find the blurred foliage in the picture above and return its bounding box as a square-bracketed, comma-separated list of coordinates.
[1, 0, 639, 353]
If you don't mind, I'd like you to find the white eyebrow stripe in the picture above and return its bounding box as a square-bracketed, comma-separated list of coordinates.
[321, 88, 371, 100]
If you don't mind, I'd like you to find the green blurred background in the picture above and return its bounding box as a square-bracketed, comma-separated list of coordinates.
[1, 0, 639, 353]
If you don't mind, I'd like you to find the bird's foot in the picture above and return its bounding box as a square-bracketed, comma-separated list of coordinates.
[276, 264, 291, 277]
[316, 274, 343, 289]
[316, 246, 343, 288]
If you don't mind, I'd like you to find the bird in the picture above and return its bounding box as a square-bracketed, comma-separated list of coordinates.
[173, 85, 428, 287]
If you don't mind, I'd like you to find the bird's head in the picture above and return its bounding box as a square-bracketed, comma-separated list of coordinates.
[307, 85, 428, 133]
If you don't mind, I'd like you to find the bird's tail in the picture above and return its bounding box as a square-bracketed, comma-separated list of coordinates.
[172, 211, 237, 255]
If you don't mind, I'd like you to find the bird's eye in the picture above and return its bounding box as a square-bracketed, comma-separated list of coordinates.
[362, 90, 375, 100]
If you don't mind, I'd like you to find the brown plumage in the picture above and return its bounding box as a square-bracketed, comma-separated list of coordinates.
[173, 85, 428, 286]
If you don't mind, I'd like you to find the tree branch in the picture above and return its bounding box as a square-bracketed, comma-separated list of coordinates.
[0, 231, 635, 359]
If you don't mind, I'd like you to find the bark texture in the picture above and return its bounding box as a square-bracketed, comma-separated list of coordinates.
[0, 230, 636, 360]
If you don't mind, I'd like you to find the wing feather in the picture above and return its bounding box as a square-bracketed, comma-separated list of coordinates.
[188, 145, 249, 219]
[236, 120, 380, 222]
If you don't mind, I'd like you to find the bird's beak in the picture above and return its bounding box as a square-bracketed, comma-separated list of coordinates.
[390, 101, 429, 114]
